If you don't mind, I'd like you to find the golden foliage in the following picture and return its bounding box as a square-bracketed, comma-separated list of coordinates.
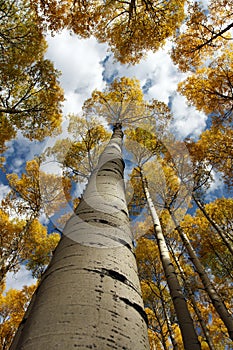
[20, 220, 60, 279]
[0, 0, 64, 151]
[6, 159, 71, 217]
[181, 198, 233, 280]
[45, 115, 111, 182]
[0, 208, 60, 283]
[0, 284, 37, 350]
[172, 0, 233, 128]
[0, 158, 69, 282]
[196, 126, 233, 186]
[135, 236, 183, 349]
[0, 209, 24, 284]
[171, 1, 233, 72]
[178, 45, 233, 123]
[83, 77, 164, 127]
[32, 0, 185, 63]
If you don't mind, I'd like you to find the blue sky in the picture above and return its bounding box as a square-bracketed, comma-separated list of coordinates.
[1, 28, 226, 291]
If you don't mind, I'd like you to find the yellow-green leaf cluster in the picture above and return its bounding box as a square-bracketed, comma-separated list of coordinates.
[181, 198, 233, 279]
[32, 0, 185, 64]
[195, 126, 233, 187]
[83, 77, 169, 127]
[171, 1, 233, 72]
[178, 45, 233, 123]
[0, 284, 37, 350]
[0, 0, 64, 152]
[6, 159, 71, 218]
[21, 220, 60, 279]
[45, 115, 111, 182]
[0, 207, 60, 284]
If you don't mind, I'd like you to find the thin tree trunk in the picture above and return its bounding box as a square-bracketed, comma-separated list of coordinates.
[168, 242, 217, 350]
[192, 194, 233, 256]
[139, 168, 201, 350]
[156, 277, 179, 349]
[151, 300, 169, 350]
[169, 209, 233, 341]
[206, 239, 233, 280]
[10, 124, 149, 350]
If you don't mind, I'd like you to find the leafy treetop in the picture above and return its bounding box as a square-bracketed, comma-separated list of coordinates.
[82, 77, 171, 128]
[171, 0, 233, 72]
[0, 0, 64, 157]
[31, 0, 185, 64]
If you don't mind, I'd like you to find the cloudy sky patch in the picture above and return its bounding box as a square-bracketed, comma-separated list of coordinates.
[5, 265, 37, 292]
[46, 31, 108, 115]
[45, 31, 208, 142]
[170, 94, 208, 139]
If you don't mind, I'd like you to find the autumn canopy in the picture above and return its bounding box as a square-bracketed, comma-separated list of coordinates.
[0, 0, 233, 349]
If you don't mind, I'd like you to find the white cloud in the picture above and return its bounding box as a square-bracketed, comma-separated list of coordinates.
[0, 184, 10, 201]
[101, 42, 208, 139]
[13, 158, 24, 169]
[39, 159, 63, 176]
[4, 132, 48, 173]
[45, 34, 207, 142]
[206, 171, 225, 201]
[46, 31, 108, 115]
[102, 42, 186, 104]
[39, 212, 50, 226]
[170, 93, 207, 139]
[5, 265, 36, 292]
[199, 0, 211, 10]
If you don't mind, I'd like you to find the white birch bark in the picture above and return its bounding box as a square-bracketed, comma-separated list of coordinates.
[10, 124, 149, 350]
[170, 245, 217, 350]
[139, 169, 201, 350]
[170, 210, 233, 341]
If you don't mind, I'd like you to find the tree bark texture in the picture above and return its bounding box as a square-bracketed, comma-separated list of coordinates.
[170, 210, 233, 341]
[10, 124, 149, 350]
[139, 168, 201, 350]
[170, 245, 217, 350]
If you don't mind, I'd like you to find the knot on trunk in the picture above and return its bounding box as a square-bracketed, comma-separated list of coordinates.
[113, 122, 122, 131]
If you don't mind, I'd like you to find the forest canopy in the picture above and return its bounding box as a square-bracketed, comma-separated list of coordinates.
[0, 0, 233, 349]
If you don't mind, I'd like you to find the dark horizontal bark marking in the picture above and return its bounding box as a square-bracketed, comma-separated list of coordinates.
[119, 297, 148, 326]
[97, 168, 123, 176]
[83, 268, 140, 296]
[76, 204, 128, 216]
[111, 159, 125, 168]
[86, 218, 118, 228]
[105, 269, 127, 283]
[115, 238, 132, 252]
[120, 209, 128, 217]
[95, 288, 104, 293]
[94, 233, 133, 252]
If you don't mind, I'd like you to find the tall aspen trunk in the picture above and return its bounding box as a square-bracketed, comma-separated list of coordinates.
[156, 277, 179, 349]
[10, 124, 149, 350]
[139, 168, 201, 350]
[169, 209, 233, 341]
[168, 243, 217, 350]
[192, 194, 233, 256]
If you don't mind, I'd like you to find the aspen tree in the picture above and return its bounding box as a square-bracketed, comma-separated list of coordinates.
[169, 210, 233, 341]
[10, 78, 151, 350]
[168, 242, 217, 350]
[10, 124, 149, 350]
[138, 168, 200, 349]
